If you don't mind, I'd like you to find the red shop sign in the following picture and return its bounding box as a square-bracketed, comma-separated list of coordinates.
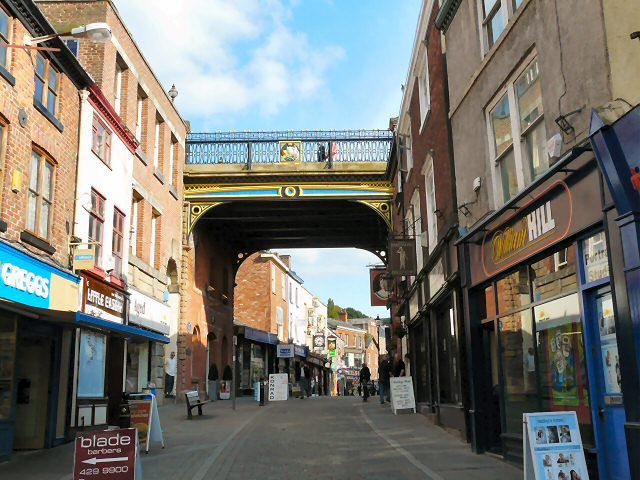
[73, 428, 137, 480]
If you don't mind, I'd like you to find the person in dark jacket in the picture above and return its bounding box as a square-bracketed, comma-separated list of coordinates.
[393, 352, 406, 377]
[378, 355, 391, 403]
[359, 364, 371, 402]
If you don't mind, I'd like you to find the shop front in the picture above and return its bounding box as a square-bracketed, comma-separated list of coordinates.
[307, 352, 329, 396]
[235, 324, 277, 396]
[459, 150, 629, 478]
[0, 240, 80, 461]
[126, 288, 171, 402]
[409, 244, 466, 439]
[74, 272, 169, 430]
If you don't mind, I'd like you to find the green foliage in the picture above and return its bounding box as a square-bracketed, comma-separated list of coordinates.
[326, 298, 371, 319]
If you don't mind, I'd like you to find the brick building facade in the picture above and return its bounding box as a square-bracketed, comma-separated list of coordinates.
[388, 0, 465, 438]
[38, 0, 188, 404]
[235, 251, 291, 341]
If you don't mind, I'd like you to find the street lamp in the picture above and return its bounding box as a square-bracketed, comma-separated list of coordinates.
[375, 315, 381, 354]
[1, 23, 112, 52]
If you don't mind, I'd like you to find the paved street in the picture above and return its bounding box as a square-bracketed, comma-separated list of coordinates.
[0, 396, 520, 480]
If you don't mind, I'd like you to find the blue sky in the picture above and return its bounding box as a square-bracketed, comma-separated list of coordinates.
[114, 0, 421, 316]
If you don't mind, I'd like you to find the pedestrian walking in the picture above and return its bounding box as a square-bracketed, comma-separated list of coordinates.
[378, 354, 391, 404]
[164, 351, 177, 397]
[300, 362, 311, 399]
[357, 383, 362, 396]
[359, 363, 371, 402]
[393, 352, 406, 377]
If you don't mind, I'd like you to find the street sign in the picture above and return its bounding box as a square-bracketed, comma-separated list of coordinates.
[73, 428, 137, 480]
[390, 376, 416, 414]
[389, 238, 417, 276]
[329, 349, 336, 357]
[523, 412, 589, 480]
[277, 344, 294, 358]
[268, 373, 289, 401]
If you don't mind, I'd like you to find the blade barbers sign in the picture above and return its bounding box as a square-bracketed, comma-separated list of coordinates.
[73, 428, 137, 480]
[389, 238, 417, 276]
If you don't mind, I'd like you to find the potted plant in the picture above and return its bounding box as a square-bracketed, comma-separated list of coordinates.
[220, 365, 233, 400]
[394, 324, 407, 339]
[208, 364, 219, 401]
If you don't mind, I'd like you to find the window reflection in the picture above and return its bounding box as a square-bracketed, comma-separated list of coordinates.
[496, 265, 530, 314]
[531, 245, 577, 302]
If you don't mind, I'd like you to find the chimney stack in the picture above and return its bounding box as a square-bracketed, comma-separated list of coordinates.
[339, 309, 348, 322]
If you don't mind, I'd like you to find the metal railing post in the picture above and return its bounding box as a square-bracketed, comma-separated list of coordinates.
[247, 143, 252, 170]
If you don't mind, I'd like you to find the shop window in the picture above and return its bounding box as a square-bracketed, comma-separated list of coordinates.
[112, 208, 125, 277]
[496, 265, 530, 314]
[498, 309, 535, 435]
[531, 244, 577, 302]
[27, 150, 55, 240]
[0, 317, 16, 419]
[77, 331, 106, 398]
[437, 305, 460, 404]
[581, 232, 609, 283]
[34, 53, 59, 116]
[534, 294, 594, 445]
[88, 189, 105, 267]
[0, 6, 11, 70]
[92, 114, 112, 166]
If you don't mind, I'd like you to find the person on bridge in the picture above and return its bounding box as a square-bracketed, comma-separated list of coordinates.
[378, 355, 391, 404]
[359, 363, 371, 402]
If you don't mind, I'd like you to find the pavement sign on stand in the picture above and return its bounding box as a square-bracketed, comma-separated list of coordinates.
[128, 393, 164, 453]
[268, 373, 289, 401]
[73, 428, 140, 480]
[389, 376, 416, 414]
[523, 412, 589, 480]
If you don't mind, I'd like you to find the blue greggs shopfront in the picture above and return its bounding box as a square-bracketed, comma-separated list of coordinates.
[0, 240, 168, 462]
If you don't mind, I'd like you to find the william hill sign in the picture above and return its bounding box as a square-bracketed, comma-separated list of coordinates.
[480, 181, 572, 280]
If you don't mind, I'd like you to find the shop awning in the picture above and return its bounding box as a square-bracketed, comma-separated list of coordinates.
[0, 298, 169, 344]
[76, 312, 169, 344]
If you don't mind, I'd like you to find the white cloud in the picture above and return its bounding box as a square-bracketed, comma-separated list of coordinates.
[113, 0, 344, 122]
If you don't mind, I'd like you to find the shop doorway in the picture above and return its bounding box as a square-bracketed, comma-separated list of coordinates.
[14, 336, 52, 450]
[481, 320, 502, 454]
[585, 288, 630, 480]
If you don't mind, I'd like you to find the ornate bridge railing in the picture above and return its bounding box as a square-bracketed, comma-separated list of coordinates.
[186, 129, 394, 167]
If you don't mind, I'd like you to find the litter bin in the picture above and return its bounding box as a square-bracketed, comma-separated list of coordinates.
[118, 394, 131, 428]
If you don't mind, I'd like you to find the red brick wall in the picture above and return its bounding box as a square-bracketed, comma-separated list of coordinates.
[0, 13, 82, 266]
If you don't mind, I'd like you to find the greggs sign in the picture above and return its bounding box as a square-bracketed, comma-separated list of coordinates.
[481, 181, 572, 278]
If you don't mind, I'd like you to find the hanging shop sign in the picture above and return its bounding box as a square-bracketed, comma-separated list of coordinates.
[0, 240, 79, 310]
[523, 411, 589, 480]
[327, 338, 337, 351]
[389, 238, 417, 276]
[294, 344, 308, 358]
[370, 268, 392, 306]
[73, 247, 96, 271]
[83, 274, 126, 324]
[313, 334, 325, 349]
[277, 344, 294, 358]
[128, 289, 170, 335]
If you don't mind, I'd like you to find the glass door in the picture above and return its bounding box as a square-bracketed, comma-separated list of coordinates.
[586, 289, 630, 480]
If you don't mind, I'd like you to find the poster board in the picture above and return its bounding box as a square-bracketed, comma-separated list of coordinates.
[73, 427, 141, 480]
[268, 373, 288, 401]
[128, 393, 164, 453]
[389, 377, 416, 414]
[524, 412, 589, 480]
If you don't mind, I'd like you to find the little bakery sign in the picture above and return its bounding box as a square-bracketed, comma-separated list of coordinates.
[83, 275, 126, 324]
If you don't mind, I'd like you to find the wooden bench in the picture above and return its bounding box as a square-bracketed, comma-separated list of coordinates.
[185, 390, 207, 419]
